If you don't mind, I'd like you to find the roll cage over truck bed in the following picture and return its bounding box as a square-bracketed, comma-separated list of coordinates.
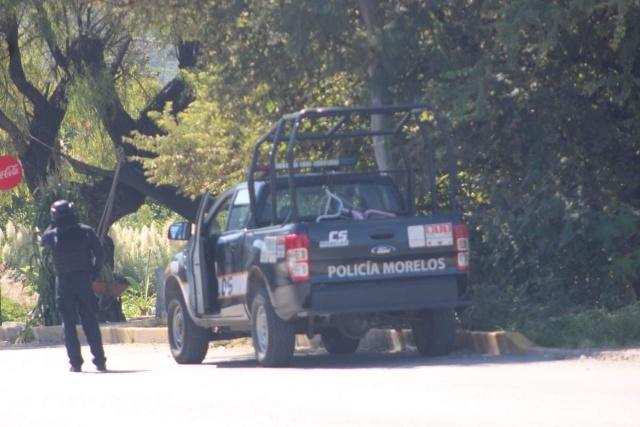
[246, 104, 460, 223]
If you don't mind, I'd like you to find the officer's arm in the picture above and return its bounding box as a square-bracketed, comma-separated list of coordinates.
[41, 226, 53, 248]
[89, 231, 105, 274]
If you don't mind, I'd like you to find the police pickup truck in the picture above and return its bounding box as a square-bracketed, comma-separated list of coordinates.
[164, 105, 470, 366]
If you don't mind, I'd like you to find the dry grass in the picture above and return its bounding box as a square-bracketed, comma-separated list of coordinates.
[109, 221, 179, 284]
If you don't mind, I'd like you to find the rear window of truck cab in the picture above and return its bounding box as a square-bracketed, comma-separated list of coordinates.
[257, 180, 404, 225]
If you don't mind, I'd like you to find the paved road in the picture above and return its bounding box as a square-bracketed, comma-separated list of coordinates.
[1, 343, 638, 427]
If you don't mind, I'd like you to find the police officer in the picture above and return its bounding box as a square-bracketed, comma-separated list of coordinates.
[41, 200, 107, 372]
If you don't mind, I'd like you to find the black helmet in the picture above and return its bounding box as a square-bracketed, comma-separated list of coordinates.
[50, 200, 77, 224]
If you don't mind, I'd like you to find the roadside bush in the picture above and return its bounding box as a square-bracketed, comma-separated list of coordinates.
[0, 298, 30, 323]
[0, 221, 35, 271]
[116, 202, 178, 229]
[109, 221, 178, 317]
[110, 221, 176, 284]
[460, 176, 640, 344]
[521, 302, 640, 348]
[120, 276, 156, 319]
[0, 186, 33, 231]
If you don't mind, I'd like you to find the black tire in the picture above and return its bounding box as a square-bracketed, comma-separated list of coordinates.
[250, 288, 295, 367]
[321, 329, 360, 354]
[411, 308, 456, 357]
[167, 294, 210, 364]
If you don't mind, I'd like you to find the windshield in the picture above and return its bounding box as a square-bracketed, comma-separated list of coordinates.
[259, 181, 403, 224]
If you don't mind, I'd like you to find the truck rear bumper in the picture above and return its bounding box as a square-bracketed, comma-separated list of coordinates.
[308, 275, 459, 315]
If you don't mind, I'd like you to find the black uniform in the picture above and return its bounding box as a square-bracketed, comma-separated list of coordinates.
[42, 217, 107, 371]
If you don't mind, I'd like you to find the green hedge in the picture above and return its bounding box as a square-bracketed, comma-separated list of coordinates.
[0, 298, 30, 323]
[520, 302, 640, 348]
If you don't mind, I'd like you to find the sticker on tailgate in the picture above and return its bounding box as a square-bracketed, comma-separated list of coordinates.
[408, 223, 453, 248]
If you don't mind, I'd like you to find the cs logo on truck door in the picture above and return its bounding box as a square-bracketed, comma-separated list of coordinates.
[319, 230, 349, 248]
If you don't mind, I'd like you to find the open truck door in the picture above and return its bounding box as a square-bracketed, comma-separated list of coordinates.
[187, 193, 218, 315]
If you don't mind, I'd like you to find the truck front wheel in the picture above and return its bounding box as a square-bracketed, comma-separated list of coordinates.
[251, 288, 295, 367]
[321, 329, 360, 354]
[411, 308, 456, 357]
[167, 294, 210, 364]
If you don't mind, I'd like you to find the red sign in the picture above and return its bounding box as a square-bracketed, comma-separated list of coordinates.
[0, 156, 23, 190]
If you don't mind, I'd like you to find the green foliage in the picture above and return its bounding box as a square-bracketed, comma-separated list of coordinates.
[30, 170, 89, 231]
[129, 72, 257, 195]
[0, 297, 30, 323]
[121, 275, 155, 319]
[522, 302, 640, 348]
[61, 77, 118, 174]
[128, 1, 369, 194]
[445, 0, 640, 333]
[117, 202, 178, 229]
[110, 221, 178, 284]
[109, 220, 178, 317]
[0, 221, 34, 270]
[0, 185, 34, 229]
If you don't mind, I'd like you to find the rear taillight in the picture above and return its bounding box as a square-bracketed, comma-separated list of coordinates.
[284, 233, 310, 282]
[454, 224, 470, 271]
[454, 224, 469, 251]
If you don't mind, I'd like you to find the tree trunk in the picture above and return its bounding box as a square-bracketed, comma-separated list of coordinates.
[2, 12, 66, 191]
[358, 0, 392, 172]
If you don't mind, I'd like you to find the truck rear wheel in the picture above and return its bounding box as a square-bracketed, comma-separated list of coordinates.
[321, 329, 360, 354]
[167, 294, 210, 364]
[411, 308, 456, 357]
[251, 288, 295, 367]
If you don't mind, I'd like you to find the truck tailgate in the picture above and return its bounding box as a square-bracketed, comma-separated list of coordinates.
[306, 216, 462, 284]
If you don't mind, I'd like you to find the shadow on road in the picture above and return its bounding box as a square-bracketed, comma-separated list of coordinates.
[204, 349, 572, 370]
[0, 343, 66, 351]
[79, 369, 149, 374]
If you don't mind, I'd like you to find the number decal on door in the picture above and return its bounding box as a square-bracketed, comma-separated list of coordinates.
[220, 276, 233, 297]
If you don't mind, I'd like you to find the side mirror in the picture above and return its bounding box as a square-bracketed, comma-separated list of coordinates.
[167, 221, 191, 241]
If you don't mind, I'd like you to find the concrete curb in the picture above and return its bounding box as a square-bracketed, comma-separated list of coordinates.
[455, 330, 535, 355]
[295, 329, 536, 355]
[0, 323, 25, 344]
[0, 318, 167, 346]
[0, 321, 535, 355]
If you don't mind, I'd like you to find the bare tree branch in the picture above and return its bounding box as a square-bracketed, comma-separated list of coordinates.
[48, 76, 70, 110]
[91, 13, 115, 41]
[33, 1, 69, 71]
[110, 36, 131, 75]
[65, 154, 114, 177]
[62, 3, 70, 42]
[4, 13, 48, 108]
[0, 108, 29, 154]
[86, 7, 92, 33]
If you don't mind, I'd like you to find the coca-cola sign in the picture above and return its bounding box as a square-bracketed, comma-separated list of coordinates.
[0, 156, 23, 190]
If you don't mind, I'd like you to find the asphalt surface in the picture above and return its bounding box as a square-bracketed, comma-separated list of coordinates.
[1, 343, 639, 427]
